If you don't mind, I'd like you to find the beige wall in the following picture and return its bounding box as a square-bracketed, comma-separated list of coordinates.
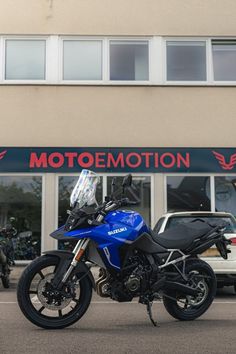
[0, 1, 235, 148]
[0, 85, 235, 147]
[0, 0, 236, 36]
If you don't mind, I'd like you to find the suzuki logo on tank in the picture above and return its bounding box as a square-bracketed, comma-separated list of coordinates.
[0, 147, 236, 173]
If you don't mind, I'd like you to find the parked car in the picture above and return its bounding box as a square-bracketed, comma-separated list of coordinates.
[154, 211, 236, 292]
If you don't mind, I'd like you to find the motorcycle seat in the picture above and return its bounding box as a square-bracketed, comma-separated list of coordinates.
[151, 221, 214, 250]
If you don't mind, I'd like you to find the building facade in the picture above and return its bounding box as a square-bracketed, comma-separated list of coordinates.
[0, 0, 236, 260]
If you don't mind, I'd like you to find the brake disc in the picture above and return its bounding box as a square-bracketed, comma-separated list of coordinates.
[187, 280, 209, 307]
[37, 273, 72, 310]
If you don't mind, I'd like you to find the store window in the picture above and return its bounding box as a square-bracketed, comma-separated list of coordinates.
[58, 176, 103, 250]
[107, 176, 151, 226]
[166, 176, 211, 212]
[63, 40, 102, 80]
[166, 41, 206, 81]
[215, 176, 236, 216]
[5, 40, 46, 80]
[0, 176, 42, 260]
[212, 40, 236, 81]
[110, 41, 149, 81]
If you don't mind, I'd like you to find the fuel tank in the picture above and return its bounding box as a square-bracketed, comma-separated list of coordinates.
[103, 210, 149, 242]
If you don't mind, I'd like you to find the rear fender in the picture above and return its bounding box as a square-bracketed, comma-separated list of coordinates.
[43, 250, 95, 289]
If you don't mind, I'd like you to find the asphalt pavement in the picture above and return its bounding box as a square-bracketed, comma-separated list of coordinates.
[0, 267, 236, 354]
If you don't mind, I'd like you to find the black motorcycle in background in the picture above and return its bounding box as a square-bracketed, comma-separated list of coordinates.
[0, 224, 17, 288]
[13, 231, 38, 260]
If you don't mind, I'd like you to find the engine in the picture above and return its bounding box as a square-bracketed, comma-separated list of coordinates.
[95, 256, 153, 302]
[124, 273, 141, 293]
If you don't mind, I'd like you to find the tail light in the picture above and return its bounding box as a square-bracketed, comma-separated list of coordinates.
[229, 237, 236, 245]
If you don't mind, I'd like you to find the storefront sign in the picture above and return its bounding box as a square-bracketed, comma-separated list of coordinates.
[0, 147, 236, 173]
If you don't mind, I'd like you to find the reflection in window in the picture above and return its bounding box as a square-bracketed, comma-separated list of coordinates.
[0, 176, 42, 260]
[166, 41, 206, 81]
[107, 176, 151, 226]
[5, 40, 46, 80]
[166, 216, 236, 233]
[212, 40, 236, 81]
[58, 176, 103, 250]
[167, 176, 211, 212]
[63, 40, 102, 80]
[215, 176, 236, 216]
[110, 41, 149, 81]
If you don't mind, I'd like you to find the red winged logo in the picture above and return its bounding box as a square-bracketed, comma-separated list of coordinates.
[0, 150, 7, 160]
[212, 151, 236, 170]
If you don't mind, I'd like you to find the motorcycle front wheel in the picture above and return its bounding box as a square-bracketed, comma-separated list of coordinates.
[17, 255, 92, 329]
[163, 259, 217, 321]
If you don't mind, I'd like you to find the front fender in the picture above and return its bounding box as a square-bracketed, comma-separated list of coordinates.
[43, 250, 95, 289]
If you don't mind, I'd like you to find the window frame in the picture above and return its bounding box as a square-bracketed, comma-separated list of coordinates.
[164, 173, 236, 214]
[108, 37, 151, 85]
[2, 36, 49, 84]
[164, 37, 210, 85]
[214, 174, 236, 216]
[211, 38, 236, 84]
[164, 174, 214, 212]
[59, 36, 105, 85]
[0, 35, 236, 85]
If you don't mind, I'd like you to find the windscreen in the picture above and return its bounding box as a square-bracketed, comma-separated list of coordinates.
[70, 170, 100, 208]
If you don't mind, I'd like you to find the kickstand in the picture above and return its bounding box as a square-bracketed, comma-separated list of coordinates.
[146, 301, 159, 327]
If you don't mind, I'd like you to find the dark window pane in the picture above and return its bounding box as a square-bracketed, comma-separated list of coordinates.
[110, 41, 149, 81]
[167, 41, 206, 81]
[107, 176, 151, 226]
[215, 176, 236, 216]
[167, 176, 211, 212]
[0, 176, 42, 260]
[212, 40, 236, 81]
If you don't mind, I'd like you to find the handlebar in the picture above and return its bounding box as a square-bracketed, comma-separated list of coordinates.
[94, 198, 138, 223]
[103, 198, 138, 211]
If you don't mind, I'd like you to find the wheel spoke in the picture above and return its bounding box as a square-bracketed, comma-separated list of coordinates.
[38, 271, 44, 279]
[72, 298, 80, 305]
[29, 290, 38, 294]
[38, 306, 45, 313]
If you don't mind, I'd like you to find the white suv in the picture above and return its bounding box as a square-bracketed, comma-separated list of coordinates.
[154, 211, 236, 292]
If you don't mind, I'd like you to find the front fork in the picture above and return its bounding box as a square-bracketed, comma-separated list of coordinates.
[60, 238, 90, 285]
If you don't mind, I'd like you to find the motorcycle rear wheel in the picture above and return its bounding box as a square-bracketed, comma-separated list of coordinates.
[17, 255, 92, 329]
[163, 259, 216, 321]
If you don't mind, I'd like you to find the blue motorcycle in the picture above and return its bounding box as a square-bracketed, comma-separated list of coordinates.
[17, 170, 231, 329]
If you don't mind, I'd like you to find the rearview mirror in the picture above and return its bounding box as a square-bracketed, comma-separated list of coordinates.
[122, 174, 132, 188]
